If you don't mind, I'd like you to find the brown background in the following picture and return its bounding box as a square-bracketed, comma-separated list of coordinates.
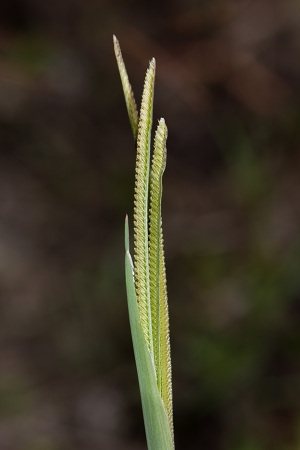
[0, 0, 299, 449]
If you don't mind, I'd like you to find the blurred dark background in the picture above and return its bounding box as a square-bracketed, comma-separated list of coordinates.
[0, 0, 299, 449]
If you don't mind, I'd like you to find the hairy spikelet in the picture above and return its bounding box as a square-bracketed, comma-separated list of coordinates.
[159, 230, 173, 438]
[149, 120, 173, 437]
[134, 58, 156, 355]
[149, 119, 167, 375]
[113, 35, 139, 139]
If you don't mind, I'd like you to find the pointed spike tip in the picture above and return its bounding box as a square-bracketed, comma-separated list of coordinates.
[113, 35, 120, 53]
[150, 57, 156, 67]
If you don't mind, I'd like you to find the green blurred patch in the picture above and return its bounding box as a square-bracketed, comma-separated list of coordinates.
[184, 332, 261, 404]
[25, 437, 60, 450]
[6, 35, 56, 73]
[0, 373, 35, 416]
[230, 437, 263, 450]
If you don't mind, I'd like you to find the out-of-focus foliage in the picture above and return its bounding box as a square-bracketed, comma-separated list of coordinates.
[0, 0, 299, 449]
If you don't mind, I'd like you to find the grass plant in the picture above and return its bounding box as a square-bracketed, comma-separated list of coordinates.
[114, 36, 174, 450]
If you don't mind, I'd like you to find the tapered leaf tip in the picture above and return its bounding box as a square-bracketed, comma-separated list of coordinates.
[125, 214, 130, 253]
